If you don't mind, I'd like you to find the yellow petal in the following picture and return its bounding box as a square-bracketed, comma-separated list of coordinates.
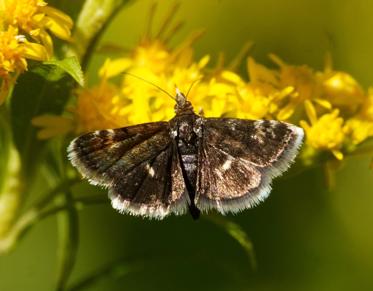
[304, 100, 318, 124]
[40, 6, 73, 27]
[221, 70, 243, 85]
[32, 115, 73, 139]
[30, 28, 41, 37]
[268, 53, 286, 67]
[277, 102, 296, 120]
[32, 13, 45, 23]
[37, 0, 48, 7]
[299, 120, 311, 132]
[44, 17, 72, 40]
[99, 58, 133, 78]
[314, 98, 332, 110]
[198, 55, 210, 68]
[38, 30, 53, 58]
[23, 42, 48, 61]
[247, 57, 278, 84]
[332, 149, 344, 160]
[32, 114, 60, 126]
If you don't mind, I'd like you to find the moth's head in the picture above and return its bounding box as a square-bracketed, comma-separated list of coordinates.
[174, 88, 194, 114]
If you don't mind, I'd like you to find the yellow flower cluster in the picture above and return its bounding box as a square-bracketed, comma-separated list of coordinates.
[32, 6, 373, 167]
[0, 0, 73, 104]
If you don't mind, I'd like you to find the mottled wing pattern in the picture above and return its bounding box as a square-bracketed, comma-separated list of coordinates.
[196, 118, 304, 214]
[68, 122, 188, 219]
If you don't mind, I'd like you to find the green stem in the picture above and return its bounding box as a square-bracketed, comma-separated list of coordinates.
[0, 177, 81, 254]
[55, 190, 80, 291]
[205, 214, 257, 270]
[68, 0, 132, 70]
[66, 258, 143, 291]
[34, 177, 81, 210]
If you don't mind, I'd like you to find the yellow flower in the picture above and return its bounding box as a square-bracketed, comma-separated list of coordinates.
[130, 39, 170, 74]
[89, 33, 210, 127]
[343, 89, 373, 145]
[1, 0, 73, 57]
[247, 57, 278, 89]
[344, 118, 373, 145]
[321, 71, 365, 109]
[32, 80, 126, 137]
[191, 71, 240, 118]
[300, 100, 345, 160]
[0, 25, 48, 104]
[269, 54, 327, 121]
[74, 80, 126, 133]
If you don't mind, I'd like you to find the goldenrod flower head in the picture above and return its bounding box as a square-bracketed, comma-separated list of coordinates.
[195, 71, 240, 118]
[1, 0, 73, 57]
[343, 89, 373, 145]
[270, 54, 318, 101]
[0, 25, 48, 104]
[131, 39, 170, 74]
[80, 31, 210, 131]
[74, 80, 126, 133]
[247, 57, 278, 89]
[300, 101, 345, 160]
[322, 71, 365, 108]
[268, 54, 323, 121]
[0, 26, 27, 78]
[344, 118, 373, 145]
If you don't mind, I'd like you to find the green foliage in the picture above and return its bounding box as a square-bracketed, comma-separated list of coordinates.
[56, 191, 80, 291]
[10, 65, 73, 177]
[44, 57, 85, 87]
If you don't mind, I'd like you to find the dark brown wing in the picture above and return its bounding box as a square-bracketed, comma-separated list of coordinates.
[68, 122, 188, 219]
[196, 118, 304, 214]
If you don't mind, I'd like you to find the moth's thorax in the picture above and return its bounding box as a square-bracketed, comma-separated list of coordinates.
[170, 112, 202, 207]
[169, 113, 203, 141]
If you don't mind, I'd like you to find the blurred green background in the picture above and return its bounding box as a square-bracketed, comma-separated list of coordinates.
[1, 0, 373, 290]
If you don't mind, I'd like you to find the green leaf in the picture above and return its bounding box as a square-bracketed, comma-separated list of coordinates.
[206, 214, 257, 269]
[10, 68, 73, 181]
[55, 191, 79, 291]
[44, 57, 85, 87]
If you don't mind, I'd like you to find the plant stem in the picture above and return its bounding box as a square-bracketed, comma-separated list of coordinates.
[205, 214, 257, 270]
[0, 177, 81, 254]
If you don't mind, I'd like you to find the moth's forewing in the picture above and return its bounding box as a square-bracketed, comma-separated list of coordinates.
[68, 122, 189, 219]
[195, 118, 304, 214]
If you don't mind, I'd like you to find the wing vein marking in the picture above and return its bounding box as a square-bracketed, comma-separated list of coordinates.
[77, 131, 170, 178]
[73, 133, 142, 159]
[130, 146, 170, 204]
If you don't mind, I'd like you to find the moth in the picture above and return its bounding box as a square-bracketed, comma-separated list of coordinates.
[68, 89, 304, 219]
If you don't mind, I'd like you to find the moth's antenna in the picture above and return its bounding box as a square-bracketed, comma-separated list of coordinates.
[122, 72, 176, 101]
[185, 78, 201, 98]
